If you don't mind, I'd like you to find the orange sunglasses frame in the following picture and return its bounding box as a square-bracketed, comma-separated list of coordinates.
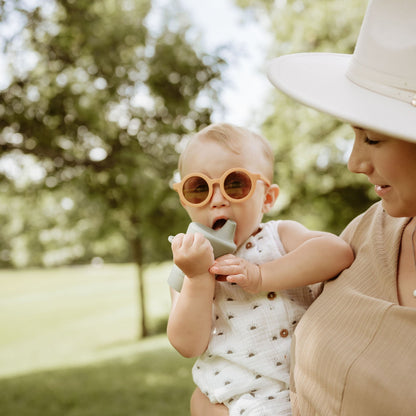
[173, 167, 271, 207]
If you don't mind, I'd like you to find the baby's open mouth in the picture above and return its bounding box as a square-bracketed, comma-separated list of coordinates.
[212, 218, 227, 230]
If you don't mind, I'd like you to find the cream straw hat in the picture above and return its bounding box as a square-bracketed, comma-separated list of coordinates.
[267, 0, 416, 143]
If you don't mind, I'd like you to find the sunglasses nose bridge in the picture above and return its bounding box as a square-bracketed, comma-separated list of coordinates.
[209, 180, 229, 206]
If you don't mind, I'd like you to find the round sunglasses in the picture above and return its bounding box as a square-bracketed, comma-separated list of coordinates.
[173, 167, 270, 207]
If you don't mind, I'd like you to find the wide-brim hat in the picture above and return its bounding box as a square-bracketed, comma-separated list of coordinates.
[267, 0, 416, 143]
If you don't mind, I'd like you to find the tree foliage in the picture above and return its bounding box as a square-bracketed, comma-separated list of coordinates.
[0, 0, 224, 268]
[0, 0, 226, 337]
[237, 0, 377, 233]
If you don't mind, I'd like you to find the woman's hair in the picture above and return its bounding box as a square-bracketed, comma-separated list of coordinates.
[178, 123, 275, 181]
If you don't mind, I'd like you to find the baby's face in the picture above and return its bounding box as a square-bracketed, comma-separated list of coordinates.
[179, 139, 274, 247]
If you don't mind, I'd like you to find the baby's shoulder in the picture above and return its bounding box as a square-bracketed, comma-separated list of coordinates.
[273, 219, 310, 253]
[275, 219, 306, 235]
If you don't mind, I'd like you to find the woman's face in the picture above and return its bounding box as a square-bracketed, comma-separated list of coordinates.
[348, 127, 416, 218]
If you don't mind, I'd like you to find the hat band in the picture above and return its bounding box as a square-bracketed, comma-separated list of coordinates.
[346, 59, 416, 107]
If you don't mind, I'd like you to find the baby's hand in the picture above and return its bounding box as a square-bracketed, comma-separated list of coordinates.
[209, 254, 262, 293]
[171, 232, 215, 279]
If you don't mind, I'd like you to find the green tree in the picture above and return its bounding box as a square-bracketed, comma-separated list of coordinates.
[0, 0, 224, 337]
[237, 0, 377, 233]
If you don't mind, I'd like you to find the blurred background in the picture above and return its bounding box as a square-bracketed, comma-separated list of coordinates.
[0, 0, 375, 414]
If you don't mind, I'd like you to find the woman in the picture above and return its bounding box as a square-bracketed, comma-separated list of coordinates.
[193, 0, 416, 414]
[269, 0, 416, 414]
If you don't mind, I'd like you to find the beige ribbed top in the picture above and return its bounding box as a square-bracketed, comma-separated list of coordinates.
[290, 202, 416, 416]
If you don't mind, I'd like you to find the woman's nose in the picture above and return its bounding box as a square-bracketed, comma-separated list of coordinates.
[347, 139, 372, 175]
[210, 184, 229, 207]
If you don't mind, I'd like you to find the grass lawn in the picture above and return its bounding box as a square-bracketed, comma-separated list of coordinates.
[0, 263, 196, 415]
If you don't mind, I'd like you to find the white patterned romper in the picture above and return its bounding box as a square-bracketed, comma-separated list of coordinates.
[192, 220, 321, 416]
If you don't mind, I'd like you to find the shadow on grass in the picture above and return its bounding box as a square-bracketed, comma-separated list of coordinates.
[0, 336, 195, 416]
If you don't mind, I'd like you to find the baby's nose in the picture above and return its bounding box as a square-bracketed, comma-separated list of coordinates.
[210, 184, 228, 207]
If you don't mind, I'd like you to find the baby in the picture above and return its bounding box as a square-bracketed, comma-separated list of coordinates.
[167, 123, 353, 415]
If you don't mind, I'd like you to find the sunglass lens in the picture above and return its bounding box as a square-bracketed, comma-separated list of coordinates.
[224, 171, 252, 200]
[183, 176, 209, 204]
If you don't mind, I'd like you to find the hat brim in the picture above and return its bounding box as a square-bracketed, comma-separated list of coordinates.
[267, 53, 416, 143]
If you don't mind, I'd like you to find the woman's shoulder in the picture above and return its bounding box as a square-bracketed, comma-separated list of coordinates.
[340, 202, 382, 241]
[341, 201, 407, 245]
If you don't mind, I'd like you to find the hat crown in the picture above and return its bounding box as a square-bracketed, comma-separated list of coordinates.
[266, 0, 416, 143]
[348, 0, 416, 103]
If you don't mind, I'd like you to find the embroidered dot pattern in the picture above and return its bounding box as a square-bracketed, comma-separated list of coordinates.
[192, 221, 319, 414]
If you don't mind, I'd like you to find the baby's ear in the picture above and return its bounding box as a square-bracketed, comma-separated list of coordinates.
[262, 184, 279, 213]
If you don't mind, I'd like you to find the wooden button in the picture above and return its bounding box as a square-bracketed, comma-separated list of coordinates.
[280, 329, 289, 338]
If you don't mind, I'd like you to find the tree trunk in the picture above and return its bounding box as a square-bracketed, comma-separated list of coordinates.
[132, 237, 148, 338]
[137, 260, 148, 338]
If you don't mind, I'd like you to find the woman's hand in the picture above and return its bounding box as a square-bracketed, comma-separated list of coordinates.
[190, 388, 228, 416]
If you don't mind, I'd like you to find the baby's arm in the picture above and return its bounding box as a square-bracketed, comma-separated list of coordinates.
[167, 232, 216, 358]
[210, 220, 354, 293]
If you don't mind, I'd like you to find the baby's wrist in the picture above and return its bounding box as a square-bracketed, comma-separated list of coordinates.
[186, 270, 214, 283]
[256, 264, 263, 292]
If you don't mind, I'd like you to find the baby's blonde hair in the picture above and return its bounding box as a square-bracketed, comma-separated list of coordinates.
[179, 123, 275, 181]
